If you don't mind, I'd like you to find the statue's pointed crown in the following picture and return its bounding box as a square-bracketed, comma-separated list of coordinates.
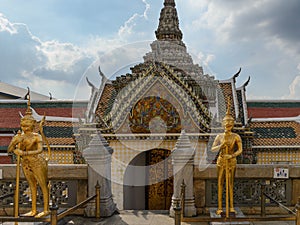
[21, 88, 35, 122]
[223, 98, 234, 121]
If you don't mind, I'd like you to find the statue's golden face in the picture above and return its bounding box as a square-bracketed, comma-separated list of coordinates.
[222, 118, 234, 131]
[21, 119, 35, 133]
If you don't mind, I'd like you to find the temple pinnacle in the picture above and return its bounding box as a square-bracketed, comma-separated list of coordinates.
[155, 0, 183, 41]
[164, 0, 175, 7]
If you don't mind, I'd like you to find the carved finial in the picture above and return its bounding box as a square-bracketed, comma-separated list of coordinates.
[232, 68, 241, 83]
[243, 76, 250, 87]
[98, 66, 108, 84]
[98, 66, 104, 78]
[25, 87, 32, 116]
[86, 77, 96, 90]
[237, 76, 250, 91]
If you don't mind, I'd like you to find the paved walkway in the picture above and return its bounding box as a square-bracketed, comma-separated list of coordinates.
[58, 210, 296, 225]
[2, 211, 296, 225]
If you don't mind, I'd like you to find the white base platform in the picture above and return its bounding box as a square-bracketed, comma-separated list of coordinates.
[209, 207, 251, 225]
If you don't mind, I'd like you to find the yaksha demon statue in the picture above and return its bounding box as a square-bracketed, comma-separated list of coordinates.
[211, 100, 243, 216]
[8, 91, 50, 218]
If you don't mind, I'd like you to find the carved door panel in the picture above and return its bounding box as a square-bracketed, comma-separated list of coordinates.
[146, 149, 173, 210]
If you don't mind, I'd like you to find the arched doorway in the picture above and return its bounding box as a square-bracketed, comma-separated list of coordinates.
[123, 148, 173, 210]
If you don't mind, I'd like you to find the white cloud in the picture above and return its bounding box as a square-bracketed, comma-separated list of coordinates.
[0, 13, 17, 34]
[182, 0, 208, 9]
[1, 0, 300, 101]
[142, 0, 150, 19]
[37, 40, 90, 72]
[286, 76, 300, 99]
[118, 13, 140, 38]
[0, 0, 155, 100]
[118, 0, 151, 41]
[285, 65, 300, 99]
[18, 71, 74, 99]
[177, 0, 300, 100]
[191, 51, 216, 75]
[0, 13, 95, 99]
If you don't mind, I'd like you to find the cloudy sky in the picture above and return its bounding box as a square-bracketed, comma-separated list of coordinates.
[0, 0, 299, 100]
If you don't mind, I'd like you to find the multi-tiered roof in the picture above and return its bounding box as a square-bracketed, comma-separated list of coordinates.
[83, 0, 254, 163]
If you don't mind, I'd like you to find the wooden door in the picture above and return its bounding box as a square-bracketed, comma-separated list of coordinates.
[146, 149, 173, 210]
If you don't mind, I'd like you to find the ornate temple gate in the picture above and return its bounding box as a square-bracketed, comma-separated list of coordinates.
[146, 149, 173, 210]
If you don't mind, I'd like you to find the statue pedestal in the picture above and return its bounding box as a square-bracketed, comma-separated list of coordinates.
[209, 208, 250, 225]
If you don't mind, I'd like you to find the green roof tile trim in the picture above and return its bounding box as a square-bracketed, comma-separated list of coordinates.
[253, 127, 297, 139]
[0, 146, 7, 150]
[0, 101, 88, 108]
[0, 128, 17, 132]
[43, 126, 76, 138]
[247, 101, 300, 108]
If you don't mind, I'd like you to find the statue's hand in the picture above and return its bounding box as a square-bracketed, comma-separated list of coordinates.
[223, 154, 232, 160]
[12, 135, 23, 145]
[221, 142, 229, 149]
[14, 149, 24, 156]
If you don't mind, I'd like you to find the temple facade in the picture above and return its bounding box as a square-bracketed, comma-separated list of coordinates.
[76, 0, 254, 211]
[1, 0, 299, 215]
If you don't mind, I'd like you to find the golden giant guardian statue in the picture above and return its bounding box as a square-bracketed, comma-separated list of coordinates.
[211, 100, 243, 217]
[8, 91, 50, 218]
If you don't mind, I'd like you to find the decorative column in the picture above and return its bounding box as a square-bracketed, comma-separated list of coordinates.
[83, 132, 116, 217]
[170, 130, 197, 217]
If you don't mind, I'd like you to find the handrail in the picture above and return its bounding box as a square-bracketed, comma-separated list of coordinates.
[58, 194, 96, 220]
[263, 192, 296, 216]
[175, 182, 299, 224]
[261, 182, 296, 216]
[0, 181, 101, 225]
[56, 181, 100, 223]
